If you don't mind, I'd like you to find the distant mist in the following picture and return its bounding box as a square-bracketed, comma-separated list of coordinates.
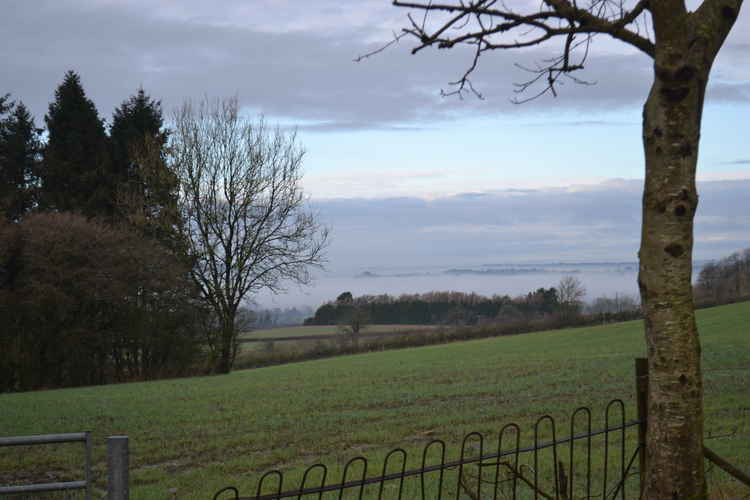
[254, 179, 750, 310]
[255, 261, 648, 310]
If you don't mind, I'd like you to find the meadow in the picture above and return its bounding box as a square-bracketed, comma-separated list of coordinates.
[239, 324, 437, 340]
[1, 302, 748, 498]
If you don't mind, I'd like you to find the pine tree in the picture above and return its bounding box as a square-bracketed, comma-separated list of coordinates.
[109, 88, 182, 250]
[39, 71, 112, 217]
[0, 96, 41, 221]
[110, 88, 167, 185]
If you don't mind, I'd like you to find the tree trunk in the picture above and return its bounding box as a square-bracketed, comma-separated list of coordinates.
[640, 4, 743, 496]
[639, 30, 710, 500]
[216, 314, 236, 374]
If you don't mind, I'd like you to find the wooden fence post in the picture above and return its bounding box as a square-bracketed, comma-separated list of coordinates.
[635, 358, 648, 494]
[107, 435, 129, 500]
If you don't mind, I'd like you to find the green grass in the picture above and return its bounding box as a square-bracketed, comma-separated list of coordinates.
[240, 324, 436, 339]
[236, 324, 440, 364]
[1, 302, 748, 499]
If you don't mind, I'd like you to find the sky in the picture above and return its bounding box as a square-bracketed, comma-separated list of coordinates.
[2, 1, 749, 308]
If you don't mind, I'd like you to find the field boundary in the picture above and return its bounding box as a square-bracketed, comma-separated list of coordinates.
[234, 315, 640, 372]
[237, 329, 418, 343]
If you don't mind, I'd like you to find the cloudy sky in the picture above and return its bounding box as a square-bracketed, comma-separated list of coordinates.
[3, 1, 749, 306]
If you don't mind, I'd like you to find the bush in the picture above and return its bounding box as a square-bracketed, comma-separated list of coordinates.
[0, 212, 204, 391]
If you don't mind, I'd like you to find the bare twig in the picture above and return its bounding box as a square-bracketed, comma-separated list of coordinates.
[353, 31, 408, 62]
[459, 471, 481, 500]
[386, 0, 653, 102]
[481, 461, 555, 499]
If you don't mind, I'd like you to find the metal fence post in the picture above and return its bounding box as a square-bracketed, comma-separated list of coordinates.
[84, 431, 92, 500]
[107, 435, 129, 500]
[635, 357, 648, 495]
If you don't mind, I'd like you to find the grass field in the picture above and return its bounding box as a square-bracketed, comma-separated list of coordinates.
[1, 302, 748, 499]
[239, 324, 437, 339]
[237, 324, 440, 363]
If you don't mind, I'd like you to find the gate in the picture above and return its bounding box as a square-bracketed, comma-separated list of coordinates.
[0, 432, 92, 499]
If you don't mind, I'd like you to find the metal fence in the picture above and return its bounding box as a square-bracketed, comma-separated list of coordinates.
[0, 432, 92, 499]
[0, 433, 132, 499]
[214, 399, 641, 500]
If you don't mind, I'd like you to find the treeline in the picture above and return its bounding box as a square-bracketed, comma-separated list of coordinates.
[306, 248, 750, 332]
[0, 72, 206, 391]
[307, 287, 573, 326]
[695, 248, 750, 306]
[253, 306, 315, 328]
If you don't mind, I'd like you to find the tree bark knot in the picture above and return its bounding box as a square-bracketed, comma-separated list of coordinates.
[665, 243, 685, 258]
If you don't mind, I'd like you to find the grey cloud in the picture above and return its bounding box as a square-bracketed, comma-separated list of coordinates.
[294, 121, 432, 133]
[453, 192, 490, 199]
[720, 159, 750, 165]
[706, 82, 750, 102]
[2, 1, 747, 132]
[312, 179, 750, 270]
[522, 120, 635, 127]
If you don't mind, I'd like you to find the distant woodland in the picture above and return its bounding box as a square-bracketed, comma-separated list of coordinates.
[694, 248, 750, 306]
[305, 283, 640, 328]
[307, 250, 750, 330]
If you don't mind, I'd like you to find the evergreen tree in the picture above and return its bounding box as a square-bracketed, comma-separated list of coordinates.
[0, 96, 41, 221]
[39, 71, 112, 217]
[110, 88, 167, 184]
[109, 88, 182, 249]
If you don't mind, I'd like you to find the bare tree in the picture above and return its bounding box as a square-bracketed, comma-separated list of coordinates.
[385, 1, 744, 497]
[557, 275, 586, 320]
[588, 293, 640, 314]
[335, 292, 370, 340]
[169, 97, 328, 374]
[338, 305, 370, 339]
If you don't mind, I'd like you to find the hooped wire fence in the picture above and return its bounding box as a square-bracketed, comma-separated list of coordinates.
[214, 399, 642, 500]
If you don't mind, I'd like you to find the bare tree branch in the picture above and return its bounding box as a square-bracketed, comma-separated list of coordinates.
[354, 30, 408, 62]
[389, 0, 654, 100]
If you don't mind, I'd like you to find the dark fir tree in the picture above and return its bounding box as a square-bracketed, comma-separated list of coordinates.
[40, 71, 112, 217]
[0, 96, 41, 221]
[109, 88, 182, 249]
[110, 88, 167, 187]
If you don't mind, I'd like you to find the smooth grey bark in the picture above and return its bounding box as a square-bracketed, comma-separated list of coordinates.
[639, 3, 741, 497]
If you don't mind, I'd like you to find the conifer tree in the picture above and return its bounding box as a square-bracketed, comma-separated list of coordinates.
[0, 96, 41, 221]
[40, 71, 112, 217]
[110, 88, 182, 250]
[110, 88, 167, 184]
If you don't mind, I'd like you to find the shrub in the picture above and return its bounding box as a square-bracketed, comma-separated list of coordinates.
[0, 212, 204, 391]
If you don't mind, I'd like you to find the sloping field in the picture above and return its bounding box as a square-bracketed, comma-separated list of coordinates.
[240, 323, 436, 339]
[1, 302, 748, 498]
